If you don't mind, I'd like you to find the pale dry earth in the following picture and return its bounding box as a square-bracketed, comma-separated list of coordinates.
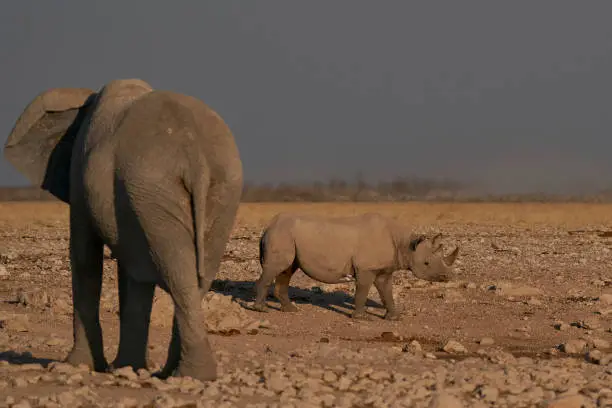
[0, 202, 611, 408]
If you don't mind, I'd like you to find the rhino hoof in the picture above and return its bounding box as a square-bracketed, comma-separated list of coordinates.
[252, 303, 269, 313]
[281, 304, 299, 312]
[384, 312, 401, 321]
[351, 311, 371, 321]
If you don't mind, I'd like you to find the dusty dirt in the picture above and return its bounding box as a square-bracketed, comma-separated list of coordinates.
[0, 201, 611, 408]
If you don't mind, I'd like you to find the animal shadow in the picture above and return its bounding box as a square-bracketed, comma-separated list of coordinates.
[0, 350, 55, 367]
[209, 279, 384, 318]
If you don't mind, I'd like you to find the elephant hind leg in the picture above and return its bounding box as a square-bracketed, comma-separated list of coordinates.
[145, 228, 217, 382]
[111, 263, 155, 371]
[137, 209, 216, 382]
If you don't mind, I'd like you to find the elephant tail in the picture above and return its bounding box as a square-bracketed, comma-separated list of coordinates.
[189, 164, 242, 292]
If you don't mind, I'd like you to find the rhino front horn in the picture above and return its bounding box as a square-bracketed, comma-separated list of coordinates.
[443, 246, 459, 266]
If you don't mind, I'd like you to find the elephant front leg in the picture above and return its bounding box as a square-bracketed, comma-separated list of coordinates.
[352, 270, 375, 320]
[111, 264, 155, 371]
[374, 273, 400, 320]
[65, 220, 108, 372]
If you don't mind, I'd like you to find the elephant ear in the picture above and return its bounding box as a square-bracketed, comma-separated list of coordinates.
[3, 88, 96, 203]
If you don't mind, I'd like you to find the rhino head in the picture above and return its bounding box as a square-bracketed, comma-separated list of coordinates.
[408, 233, 459, 282]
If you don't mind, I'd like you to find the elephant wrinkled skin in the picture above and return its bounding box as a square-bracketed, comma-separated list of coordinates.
[3, 79, 243, 382]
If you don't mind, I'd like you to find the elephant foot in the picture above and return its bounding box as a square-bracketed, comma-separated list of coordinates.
[252, 302, 269, 313]
[152, 366, 174, 380]
[280, 303, 299, 313]
[174, 342, 218, 382]
[175, 362, 218, 382]
[351, 310, 372, 321]
[65, 348, 108, 372]
[384, 311, 401, 321]
[110, 357, 146, 372]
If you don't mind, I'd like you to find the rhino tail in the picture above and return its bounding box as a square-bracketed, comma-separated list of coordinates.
[258, 229, 268, 266]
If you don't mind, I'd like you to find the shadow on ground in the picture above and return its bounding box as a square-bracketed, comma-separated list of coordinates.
[0, 350, 55, 366]
[210, 279, 384, 318]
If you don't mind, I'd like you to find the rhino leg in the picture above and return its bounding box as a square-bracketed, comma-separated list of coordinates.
[253, 265, 278, 312]
[374, 273, 400, 320]
[352, 270, 376, 320]
[273, 267, 298, 312]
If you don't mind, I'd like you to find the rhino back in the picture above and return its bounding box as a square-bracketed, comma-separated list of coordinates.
[289, 213, 396, 278]
[351, 214, 397, 271]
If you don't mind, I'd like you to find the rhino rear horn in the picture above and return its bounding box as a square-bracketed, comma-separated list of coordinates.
[443, 246, 459, 266]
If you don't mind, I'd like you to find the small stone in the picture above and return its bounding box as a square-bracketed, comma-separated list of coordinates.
[66, 373, 83, 385]
[266, 372, 290, 394]
[554, 322, 570, 331]
[56, 391, 77, 406]
[402, 340, 423, 354]
[443, 340, 467, 354]
[113, 366, 138, 381]
[560, 339, 588, 354]
[46, 337, 64, 346]
[527, 297, 542, 305]
[336, 376, 352, 391]
[591, 338, 610, 350]
[571, 319, 601, 330]
[48, 362, 81, 374]
[369, 371, 391, 381]
[54, 298, 71, 313]
[11, 400, 31, 408]
[479, 337, 495, 346]
[320, 394, 336, 407]
[587, 350, 604, 364]
[428, 392, 463, 408]
[380, 331, 402, 341]
[10, 377, 28, 388]
[501, 286, 542, 297]
[0, 313, 29, 332]
[322, 371, 337, 383]
[117, 397, 139, 408]
[546, 394, 589, 408]
[137, 368, 151, 380]
[473, 385, 499, 402]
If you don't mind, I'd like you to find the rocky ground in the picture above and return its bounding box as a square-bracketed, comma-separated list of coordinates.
[0, 202, 611, 408]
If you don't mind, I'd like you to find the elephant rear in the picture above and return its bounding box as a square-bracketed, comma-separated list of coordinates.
[113, 90, 243, 290]
[2, 78, 243, 382]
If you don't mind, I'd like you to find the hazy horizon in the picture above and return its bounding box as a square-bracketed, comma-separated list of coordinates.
[2, 2, 612, 195]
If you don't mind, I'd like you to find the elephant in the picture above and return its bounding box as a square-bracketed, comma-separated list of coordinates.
[3, 78, 243, 382]
[254, 212, 459, 320]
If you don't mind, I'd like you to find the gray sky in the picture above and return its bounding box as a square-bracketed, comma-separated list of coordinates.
[2, 1, 612, 194]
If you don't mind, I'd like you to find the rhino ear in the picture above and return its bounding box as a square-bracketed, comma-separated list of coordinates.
[409, 234, 427, 251]
[3, 88, 96, 203]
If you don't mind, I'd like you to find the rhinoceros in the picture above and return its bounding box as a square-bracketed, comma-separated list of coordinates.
[253, 212, 459, 320]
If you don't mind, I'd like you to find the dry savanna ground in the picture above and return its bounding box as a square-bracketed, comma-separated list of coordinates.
[0, 201, 611, 408]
